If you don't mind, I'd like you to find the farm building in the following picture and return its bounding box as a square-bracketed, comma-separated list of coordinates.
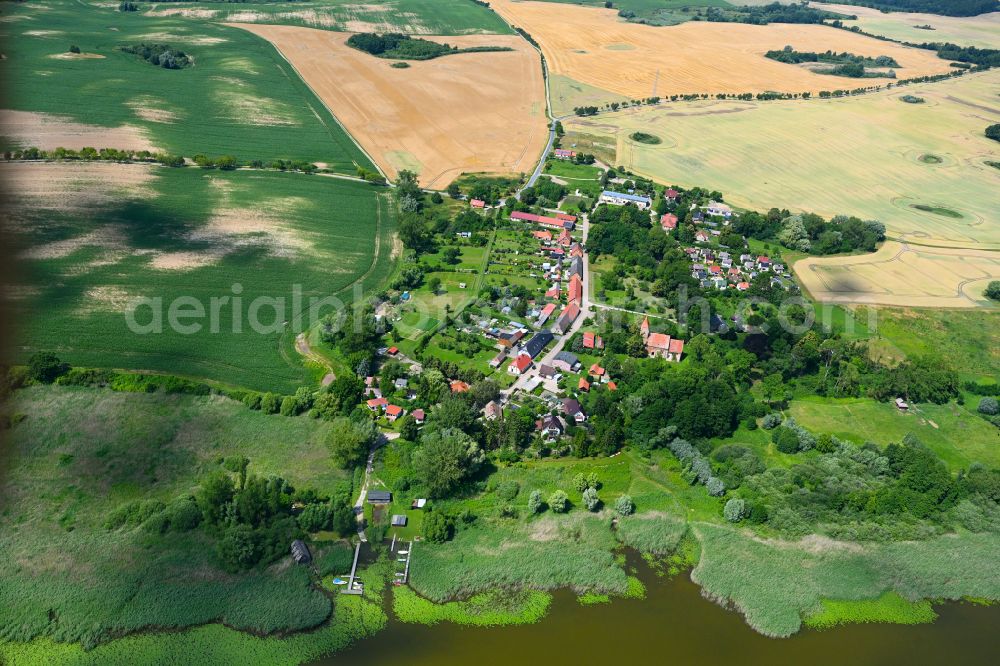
[582, 331, 603, 349]
[523, 330, 554, 359]
[290, 540, 312, 564]
[368, 490, 392, 504]
[553, 302, 580, 334]
[554, 148, 576, 159]
[510, 210, 574, 230]
[536, 302, 557, 327]
[599, 190, 652, 209]
[567, 274, 583, 305]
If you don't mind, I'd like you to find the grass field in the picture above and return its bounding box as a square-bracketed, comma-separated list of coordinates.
[818, 2, 1000, 49]
[0, 2, 373, 173]
[236, 25, 548, 187]
[788, 397, 1000, 470]
[860, 306, 1000, 381]
[144, 0, 514, 36]
[489, 0, 950, 111]
[2, 164, 394, 392]
[0, 385, 353, 651]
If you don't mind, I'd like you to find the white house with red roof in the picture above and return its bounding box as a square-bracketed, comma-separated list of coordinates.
[660, 213, 678, 231]
[508, 353, 533, 375]
[470, 199, 486, 209]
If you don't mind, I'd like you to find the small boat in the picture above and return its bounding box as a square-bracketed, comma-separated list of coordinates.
[398, 550, 409, 555]
[397, 557, 407, 562]
[332, 578, 348, 585]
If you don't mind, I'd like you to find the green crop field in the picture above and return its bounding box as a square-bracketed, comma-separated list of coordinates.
[0, 385, 355, 653]
[3, 164, 394, 392]
[1, 1, 373, 172]
[139, 0, 514, 36]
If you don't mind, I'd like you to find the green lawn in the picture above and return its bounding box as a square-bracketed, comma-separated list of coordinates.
[2, 2, 372, 172]
[4, 166, 394, 393]
[788, 397, 1000, 469]
[542, 160, 603, 181]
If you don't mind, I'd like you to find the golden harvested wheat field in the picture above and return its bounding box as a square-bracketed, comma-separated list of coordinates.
[795, 241, 1000, 308]
[489, 0, 952, 114]
[563, 70, 1000, 307]
[815, 2, 1000, 49]
[232, 25, 547, 188]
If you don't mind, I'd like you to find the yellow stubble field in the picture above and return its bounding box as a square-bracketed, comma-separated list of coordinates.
[232, 25, 548, 188]
[489, 0, 952, 114]
[815, 2, 1000, 49]
[563, 69, 1000, 308]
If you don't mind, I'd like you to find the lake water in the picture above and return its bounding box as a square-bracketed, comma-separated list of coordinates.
[324, 555, 1000, 666]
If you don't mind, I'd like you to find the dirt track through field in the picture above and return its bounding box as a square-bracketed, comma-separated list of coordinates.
[489, 0, 951, 104]
[231, 25, 548, 188]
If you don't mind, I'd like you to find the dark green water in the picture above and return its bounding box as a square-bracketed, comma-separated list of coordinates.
[324, 558, 1000, 666]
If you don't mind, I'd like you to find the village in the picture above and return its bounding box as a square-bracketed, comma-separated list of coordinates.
[354, 145, 805, 445]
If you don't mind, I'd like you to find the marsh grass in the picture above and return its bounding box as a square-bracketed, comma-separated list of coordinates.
[692, 524, 1000, 637]
[393, 587, 551, 626]
[804, 592, 936, 629]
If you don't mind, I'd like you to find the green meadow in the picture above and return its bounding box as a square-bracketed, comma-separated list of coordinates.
[140, 0, 514, 36]
[0, 385, 354, 653]
[1, 1, 373, 171]
[4, 165, 394, 392]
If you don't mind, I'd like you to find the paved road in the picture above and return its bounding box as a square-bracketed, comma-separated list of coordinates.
[523, 121, 558, 192]
[503, 214, 592, 396]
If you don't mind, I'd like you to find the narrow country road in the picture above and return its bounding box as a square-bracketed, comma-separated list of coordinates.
[353, 432, 399, 543]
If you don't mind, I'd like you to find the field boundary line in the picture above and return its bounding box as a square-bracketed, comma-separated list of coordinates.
[227, 23, 389, 183]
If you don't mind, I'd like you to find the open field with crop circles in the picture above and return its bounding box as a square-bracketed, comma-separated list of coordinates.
[236, 25, 548, 188]
[0, 1, 372, 173]
[564, 70, 1000, 306]
[145, 0, 513, 35]
[814, 2, 1000, 49]
[1, 163, 394, 392]
[488, 0, 952, 114]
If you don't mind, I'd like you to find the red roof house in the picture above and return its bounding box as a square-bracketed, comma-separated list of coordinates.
[508, 353, 533, 375]
[660, 213, 678, 230]
[578, 377, 591, 391]
[589, 363, 605, 377]
[386, 346, 399, 356]
[567, 274, 583, 305]
[582, 331, 604, 349]
[411, 408, 425, 424]
[555, 212, 577, 223]
[470, 199, 486, 209]
[385, 404, 404, 421]
[665, 188, 679, 201]
[450, 380, 470, 393]
[533, 230, 553, 242]
[366, 397, 388, 411]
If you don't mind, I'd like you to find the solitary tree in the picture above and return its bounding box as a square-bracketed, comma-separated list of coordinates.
[615, 495, 635, 517]
[527, 489, 543, 514]
[582, 487, 600, 512]
[548, 490, 569, 513]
